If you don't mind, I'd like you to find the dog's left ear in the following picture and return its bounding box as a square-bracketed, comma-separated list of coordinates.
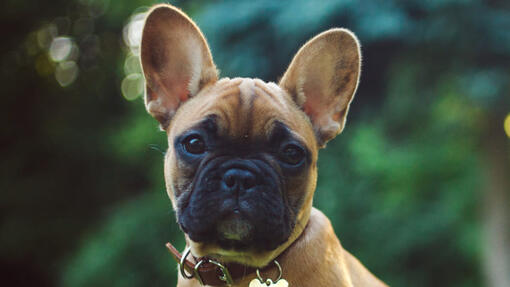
[279, 29, 361, 147]
[140, 4, 218, 129]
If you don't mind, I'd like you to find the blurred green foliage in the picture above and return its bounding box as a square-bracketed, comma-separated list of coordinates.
[1, 0, 509, 286]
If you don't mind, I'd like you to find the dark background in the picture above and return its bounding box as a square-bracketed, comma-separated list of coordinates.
[1, 0, 510, 286]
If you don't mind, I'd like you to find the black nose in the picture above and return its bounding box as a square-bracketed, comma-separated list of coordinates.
[222, 168, 256, 191]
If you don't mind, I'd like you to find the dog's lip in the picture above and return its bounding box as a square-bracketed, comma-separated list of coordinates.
[217, 212, 253, 241]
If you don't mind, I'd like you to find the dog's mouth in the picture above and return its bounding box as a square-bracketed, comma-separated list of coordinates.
[217, 210, 253, 240]
[215, 211, 255, 249]
[179, 197, 292, 251]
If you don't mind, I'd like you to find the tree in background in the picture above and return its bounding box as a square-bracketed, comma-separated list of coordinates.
[1, 1, 509, 286]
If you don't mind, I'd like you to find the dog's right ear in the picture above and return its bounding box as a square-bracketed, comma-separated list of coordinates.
[140, 4, 218, 129]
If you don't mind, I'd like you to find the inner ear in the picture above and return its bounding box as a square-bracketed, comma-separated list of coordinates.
[140, 4, 218, 128]
[279, 28, 361, 147]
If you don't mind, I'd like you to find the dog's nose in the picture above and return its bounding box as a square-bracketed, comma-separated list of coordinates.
[222, 168, 256, 191]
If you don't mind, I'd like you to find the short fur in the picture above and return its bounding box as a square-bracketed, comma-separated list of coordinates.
[140, 4, 387, 287]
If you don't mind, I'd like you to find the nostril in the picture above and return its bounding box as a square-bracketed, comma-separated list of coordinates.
[224, 173, 236, 188]
[222, 168, 257, 191]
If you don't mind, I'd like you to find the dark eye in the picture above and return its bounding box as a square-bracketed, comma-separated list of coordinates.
[183, 135, 206, 154]
[281, 144, 305, 165]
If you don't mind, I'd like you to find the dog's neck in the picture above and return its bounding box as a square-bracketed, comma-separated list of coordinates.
[168, 206, 311, 286]
[171, 207, 372, 287]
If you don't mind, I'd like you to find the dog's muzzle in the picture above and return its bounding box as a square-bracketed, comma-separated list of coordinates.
[177, 157, 293, 251]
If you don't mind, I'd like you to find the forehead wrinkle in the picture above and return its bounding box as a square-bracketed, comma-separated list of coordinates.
[216, 85, 241, 100]
[184, 80, 243, 139]
[210, 84, 241, 136]
[253, 81, 313, 136]
[212, 79, 261, 140]
[252, 85, 286, 111]
[172, 84, 240, 135]
[178, 78, 313, 144]
[248, 98, 285, 141]
[253, 85, 295, 125]
[212, 89, 244, 138]
[254, 80, 288, 107]
[236, 79, 256, 138]
[248, 81, 298, 140]
[191, 88, 237, 121]
[215, 77, 243, 90]
[238, 79, 257, 110]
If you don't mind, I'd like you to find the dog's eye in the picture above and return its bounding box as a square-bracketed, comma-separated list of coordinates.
[183, 135, 206, 154]
[281, 144, 305, 165]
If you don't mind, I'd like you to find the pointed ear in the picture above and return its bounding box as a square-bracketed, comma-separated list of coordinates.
[140, 4, 218, 128]
[279, 28, 361, 147]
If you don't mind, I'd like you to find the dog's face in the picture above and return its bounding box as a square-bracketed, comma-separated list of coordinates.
[140, 5, 360, 267]
[161, 78, 319, 266]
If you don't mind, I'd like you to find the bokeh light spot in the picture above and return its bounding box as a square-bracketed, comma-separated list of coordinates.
[504, 114, 510, 138]
[124, 54, 141, 75]
[36, 24, 57, 49]
[121, 73, 144, 101]
[49, 37, 73, 62]
[123, 12, 146, 54]
[55, 61, 79, 87]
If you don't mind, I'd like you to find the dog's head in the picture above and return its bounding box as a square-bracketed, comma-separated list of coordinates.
[140, 4, 361, 267]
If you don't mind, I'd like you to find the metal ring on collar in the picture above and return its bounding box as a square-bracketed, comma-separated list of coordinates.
[194, 259, 234, 286]
[256, 260, 283, 283]
[179, 246, 194, 279]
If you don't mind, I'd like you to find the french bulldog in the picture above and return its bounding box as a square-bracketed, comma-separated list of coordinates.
[140, 4, 387, 287]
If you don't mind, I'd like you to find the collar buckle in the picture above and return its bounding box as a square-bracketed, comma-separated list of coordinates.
[177, 245, 234, 286]
[195, 258, 234, 286]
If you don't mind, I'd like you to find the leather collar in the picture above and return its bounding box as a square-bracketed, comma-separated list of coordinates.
[166, 242, 273, 286]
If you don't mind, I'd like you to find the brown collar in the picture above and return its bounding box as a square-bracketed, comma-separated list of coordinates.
[166, 242, 274, 286]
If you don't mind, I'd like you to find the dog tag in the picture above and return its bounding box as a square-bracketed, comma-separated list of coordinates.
[249, 278, 289, 287]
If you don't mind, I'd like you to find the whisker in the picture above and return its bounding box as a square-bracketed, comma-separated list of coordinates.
[148, 144, 166, 155]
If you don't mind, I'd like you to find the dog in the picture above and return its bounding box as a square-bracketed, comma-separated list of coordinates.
[139, 4, 387, 287]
